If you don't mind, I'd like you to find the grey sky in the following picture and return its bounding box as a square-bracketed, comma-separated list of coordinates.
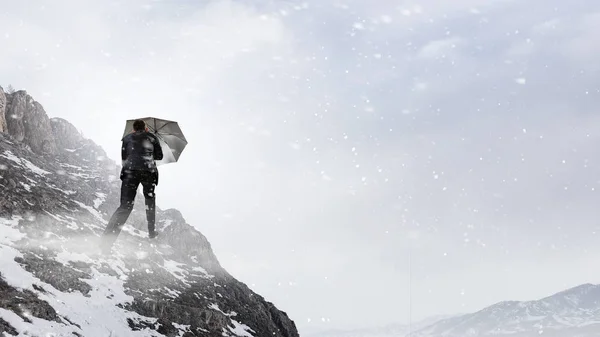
[2, 0, 600, 334]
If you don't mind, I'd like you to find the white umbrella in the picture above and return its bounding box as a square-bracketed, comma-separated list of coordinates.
[122, 117, 188, 166]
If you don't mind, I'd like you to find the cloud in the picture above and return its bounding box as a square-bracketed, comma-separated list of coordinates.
[503, 13, 600, 66]
[4, 0, 600, 334]
[417, 37, 465, 59]
[565, 12, 600, 63]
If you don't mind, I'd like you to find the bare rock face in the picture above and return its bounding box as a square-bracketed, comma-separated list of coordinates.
[49, 117, 84, 150]
[0, 87, 6, 133]
[5, 90, 57, 155]
[50, 117, 113, 167]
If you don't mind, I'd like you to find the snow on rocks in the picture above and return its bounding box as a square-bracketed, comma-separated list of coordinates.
[0, 112, 299, 336]
[73, 200, 107, 223]
[1, 150, 50, 176]
[225, 320, 256, 337]
[162, 258, 193, 287]
[0, 216, 26, 245]
[94, 191, 107, 209]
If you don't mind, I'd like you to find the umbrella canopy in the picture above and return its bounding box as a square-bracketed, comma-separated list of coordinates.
[122, 117, 188, 166]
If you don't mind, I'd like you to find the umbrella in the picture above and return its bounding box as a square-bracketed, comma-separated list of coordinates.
[122, 117, 188, 166]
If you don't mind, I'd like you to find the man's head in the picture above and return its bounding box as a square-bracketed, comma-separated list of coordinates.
[133, 119, 146, 132]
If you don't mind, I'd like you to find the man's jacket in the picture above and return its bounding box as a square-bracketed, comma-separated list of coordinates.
[121, 130, 164, 173]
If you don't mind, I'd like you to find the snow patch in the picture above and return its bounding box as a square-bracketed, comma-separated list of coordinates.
[24, 176, 38, 185]
[161, 219, 173, 230]
[59, 163, 83, 170]
[94, 192, 107, 209]
[0, 307, 77, 336]
[121, 224, 148, 238]
[192, 265, 212, 278]
[225, 319, 255, 337]
[1, 150, 50, 176]
[163, 287, 182, 298]
[54, 247, 94, 266]
[74, 200, 107, 223]
[0, 150, 22, 164]
[43, 211, 80, 231]
[22, 159, 51, 176]
[209, 303, 238, 317]
[0, 235, 159, 336]
[162, 259, 192, 287]
[70, 171, 99, 180]
[173, 322, 192, 336]
[0, 216, 25, 245]
[48, 184, 76, 195]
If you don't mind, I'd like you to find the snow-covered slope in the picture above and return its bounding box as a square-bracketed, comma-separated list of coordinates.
[411, 284, 600, 337]
[308, 284, 600, 337]
[0, 88, 299, 336]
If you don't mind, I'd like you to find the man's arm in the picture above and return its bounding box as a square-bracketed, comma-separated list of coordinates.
[121, 139, 128, 162]
[153, 135, 163, 161]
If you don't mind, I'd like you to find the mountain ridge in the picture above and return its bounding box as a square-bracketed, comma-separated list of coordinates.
[0, 86, 299, 336]
[412, 283, 600, 336]
[309, 284, 600, 337]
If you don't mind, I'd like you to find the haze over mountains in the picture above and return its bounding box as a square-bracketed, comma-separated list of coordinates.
[3, 0, 600, 334]
[310, 284, 600, 337]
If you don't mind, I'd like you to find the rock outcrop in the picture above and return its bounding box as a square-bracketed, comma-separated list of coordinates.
[4, 90, 57, 155]
[0, 89, 299, 336]
[50, 117, 85, 151]
[0, 87, 6, 133]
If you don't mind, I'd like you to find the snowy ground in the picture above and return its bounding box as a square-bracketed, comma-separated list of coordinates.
[0, 144, 262, 337]
[0, 213, 255, 337]
[0, 216, 165, 336]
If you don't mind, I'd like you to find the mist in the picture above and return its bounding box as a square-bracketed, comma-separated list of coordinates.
[3, 0, 600, 334]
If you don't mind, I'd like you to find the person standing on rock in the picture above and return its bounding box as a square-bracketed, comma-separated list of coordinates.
[100, 119, 163, 253]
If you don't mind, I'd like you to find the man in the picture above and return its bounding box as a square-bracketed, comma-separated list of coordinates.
[100, 119, 163, 253]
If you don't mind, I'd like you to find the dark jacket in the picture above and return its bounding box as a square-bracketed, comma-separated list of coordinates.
[121, 131, 164, 173]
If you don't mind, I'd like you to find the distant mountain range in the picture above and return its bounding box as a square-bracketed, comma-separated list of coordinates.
[309, 283, 600, 337]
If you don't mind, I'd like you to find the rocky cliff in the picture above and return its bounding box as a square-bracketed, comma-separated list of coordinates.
[4, 90, 57, 154]
[0, 87, 6, 133]
[0, 87, 299, 337]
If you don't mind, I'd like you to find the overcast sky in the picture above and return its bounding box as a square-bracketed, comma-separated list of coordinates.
[3, 0, 600, 334]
